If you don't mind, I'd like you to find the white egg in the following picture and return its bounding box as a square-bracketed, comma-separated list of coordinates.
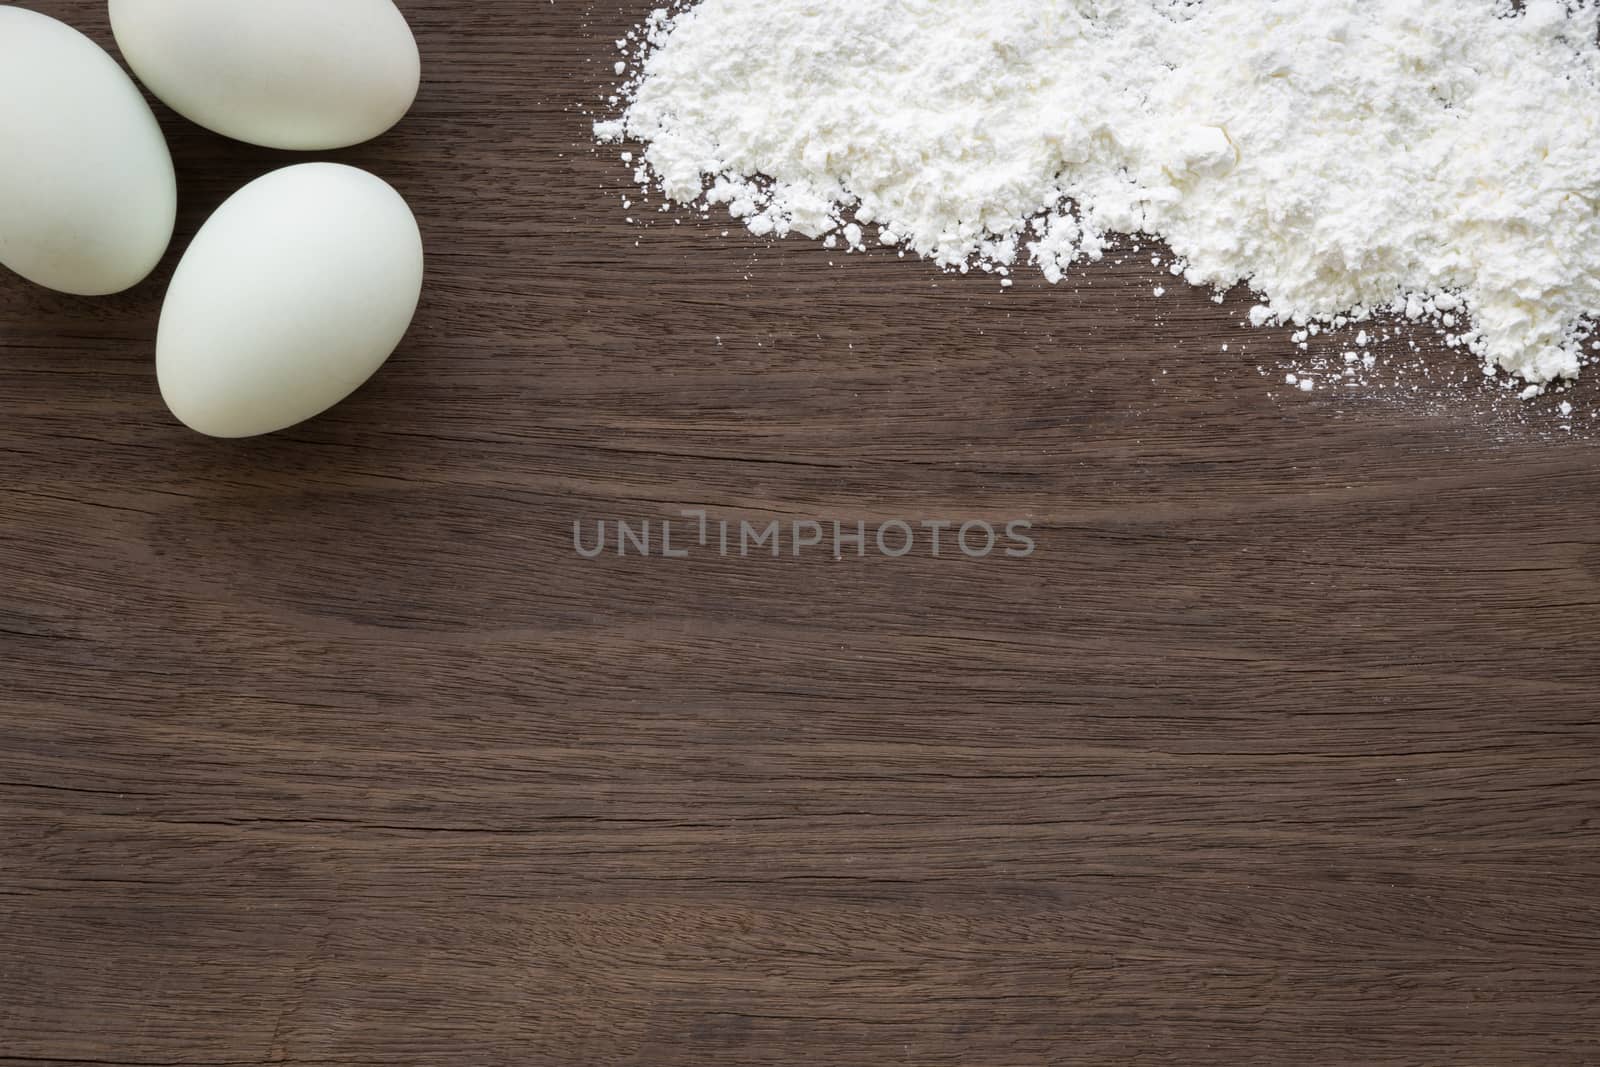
[109, 0, 421, 151]
[158, 164, 424, 439]
[0, 7, 175, 296]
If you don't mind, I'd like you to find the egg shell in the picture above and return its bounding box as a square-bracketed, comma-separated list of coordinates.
[109, 0, 421, 151]
[157, 164, 424, 439]
[0, 6, 176, 296]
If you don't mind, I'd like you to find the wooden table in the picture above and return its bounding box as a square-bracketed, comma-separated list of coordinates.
[3, 2, 1598, 1063]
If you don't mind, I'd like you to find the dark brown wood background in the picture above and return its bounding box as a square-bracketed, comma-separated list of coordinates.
[3, 2, 1599, 1064]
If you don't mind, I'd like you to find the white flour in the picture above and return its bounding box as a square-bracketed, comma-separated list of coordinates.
[596, 0, 1600, 388]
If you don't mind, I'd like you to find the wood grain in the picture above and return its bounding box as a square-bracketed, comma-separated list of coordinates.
[2, 2, 1599, 1064]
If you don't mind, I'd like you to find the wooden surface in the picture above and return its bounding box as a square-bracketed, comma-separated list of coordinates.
[3, 2, 1599, 1064]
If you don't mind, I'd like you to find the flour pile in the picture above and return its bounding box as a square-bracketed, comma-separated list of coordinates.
[595, 0, 1600, 387]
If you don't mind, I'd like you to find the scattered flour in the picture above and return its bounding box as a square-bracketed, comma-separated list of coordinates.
[597, 0, 1600, 388]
